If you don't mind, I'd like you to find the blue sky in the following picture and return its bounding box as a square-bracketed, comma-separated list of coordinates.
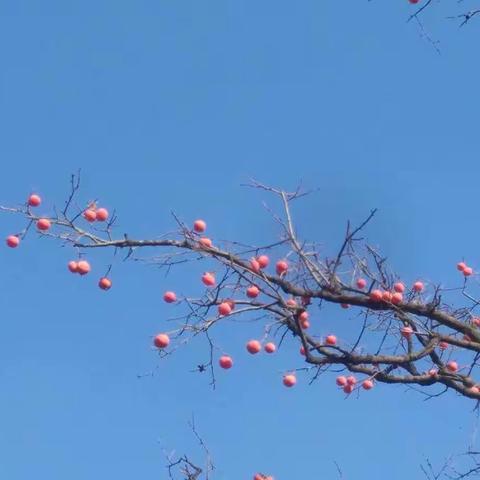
[1, 1, 480, 479]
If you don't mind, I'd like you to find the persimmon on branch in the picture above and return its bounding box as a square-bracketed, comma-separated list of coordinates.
[3, 173, 480, 403]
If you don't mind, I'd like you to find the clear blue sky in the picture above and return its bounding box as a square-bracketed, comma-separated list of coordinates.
[1, 2, 479, 479]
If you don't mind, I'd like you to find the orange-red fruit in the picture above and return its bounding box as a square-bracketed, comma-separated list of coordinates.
[457, 262, 467, 272]
[275, 260, 288, 275]
[428, 369, 438, 377]
[77, 260, 91, 275]
[391, 292, 403, 305]
[325, 335, 337, 346]
[246, 339, 262, 354]
[199, 237, 212, 248]
[28, 194, 41, 207]
[37, 218, 51, 231]
[250, 258, 261, 273]
[393, 282, 405, 293]
[446, 361, 458, 373]
[362, 379, 374, 390]
[219, 355, 233, 369]
[226, 299, 236, 311]
[154, 333, 170, 348]
[356, 278, 367, 289]
[286, 298, 297, 307]
[264, 342, 276, 354]
[246, 285, 260, 298]
[300, 319, 310, 330]
[336, 375, 348, 387]
[343, 384, 354, 394]
[201, 272, 215, 287]
[83, 209, 97, 222]
[412, 281, 424, 292]
[163, 291, 177, 303]
[463, 267, 473, 277]
[218, 302, 232, 316]
[283, 374, 296, 387]
[257, 255, 269, 269]
[370, 289, 383, 302]
[439, 341, 448, 351]
[401, 326, 413, 339]
[67, 261, 78, 273]
[299, 311, 309, 322]
[99, 277, 112, 290]
[346, 375, 357, 385]
[473, 317, 480, 327]
[193, 219, 206, 233]
[470, 386, 480, 394]
[382, 291, 392, 302]
[95, 208, 109, 222]
[6, 235, 20, 248]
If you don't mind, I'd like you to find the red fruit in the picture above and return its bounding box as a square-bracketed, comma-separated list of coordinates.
[83, 209, 97, 222]
[36, 218, 51, 231]
[28, 194, 41, 207]
[428, 369, 438, 377]
[77, 260, 91, 275]
[382, 291, 392, 302]
[264, 342, 276, 354]
[300, 319, 310, 330]
[401, 326, 413, 339]
[275, 260, 288, 275]
[286, 298, 297, 307]
[463, 267, 473, 277]
[201, 272, 215, 287]
[96, 208, 109, 222]
[446, 361, 458, 373]
[470, 386, 480, 394]
[346, 375, 357, 385]
[299, 311, 309, 322]
[457, 262, 467, 272]
[325, 335, 337, 346]
[438, 341, 448, 351]
[246, 339, 261, 354]
[6, 235, 20, 248]
[356, 278, 367, 289]
[218, 302, 232, 316]
[250, 258, 261, 273]
[219, 355, 233, 369]
[473, 317, 480, 327]
[336, 375, 348, 387]
[283, 374, 296, 387]
[412, 281, 424, 292]
[163, 291, 177, 303]
[154, 333, 170, 348]
[343, 384, 354, 394]
[257, 255, 269, 269]
[67, 261, 78, 273]
[246, 285, 260, 298]
[370, 289, 383, 302]
[341, 303, 349, 309]
[391, 292, 403, 305]
[362, 379, 374, 390]
[225, 299, 236, 311]
[199, 237, 212, 248]
[193, 219, 206, 233]
[300, 345, 306, 356]
[393, 282, 405, 293]
[99, 277, 112, 290]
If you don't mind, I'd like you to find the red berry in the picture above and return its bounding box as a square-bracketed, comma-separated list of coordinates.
[154, 333, 170, 348]
[77, 260, 91, 275]
[391, 292, 403, 305]
[264, 342, 276, 354]
[325, 335, 337, 346]
[246, 285, 260, 298]
[356, 278, 367, 289]
[393, 282, 405, 293]
[83, 209, 97, 222]
[401, 326, 413, 339]
[68, 261, 78, 273]
[275, 260, 288, 275]
[382, 291, 392, 302]
[300, 319, 310, 330]
[218, 302, 232, 316]
[163, 291, 177, 303]
[201, 272, 215, 287]
[473, 317, 480, 327]
[6, 235, 20, 248]
[283, 374, 296, 387]
[246, 340, 261, 354]
[28, 194, 41, 207]
[336, 375, 347, 387]
[193, 219, 206, 233]
[95, 208, 109, 222]
[299, 311, 309, 322]
[446, 361, 458, 373]
[99, 277, 112, 290]
[438, 341, 448, 351]
[343, 384, 354, 394]
[37, 218, 51, 231]
[457, 262, 467, 272]
[362, 379, 374, 390]
[199, 237, 212, 248]
[250, 258, 261, 273]
[464, 267, 473, 277]
[412, 281, 424, 292]
[257, 255, 269, 268]
[346, 375, 357, 385]
[370, 289, 383, 302]
[286, 298, 297, 307]
[219, 355, 233, 369]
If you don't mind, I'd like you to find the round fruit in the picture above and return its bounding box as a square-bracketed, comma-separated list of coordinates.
[163, 291, 177, 303]
[199, 237, 212, 248]
[83, 209, 97, 222]
[250, 258, 261, 273]
[300, 319, 310, 330]
[457, 262, 467, 272]
[193, 219, 206, 233]
[362, 379, 374, 390]
[202, 272, 215, 287]
[68, 261, 78, 273]
[99, 277, 112, 290]
[219, 355, 233, 369]
[412, 281, 424, 292]
[283, 374, 296, 387]
[218, 302, 232, 316]
[95, 208, 109, 222]
[370, 289, 383, 302]
[343, 384, 354, 394]
[299, 311, 309, 322]
[6, 235, 20, 248]
[154, 333, 170, 348]
[356, 278, 367, 289]
[37, 218, 51, 231]
[246, 340, 261, 354]
[77, 260, 91, 275]
[393, 282, 405, 293]
[346, 375, 357, 385]
[246, 285, 260, 298]
[382, 291, 392, 302]
[401, 326, 413, 339]
[439, 341, 448, 351]
[286, 298, 297, 307]
[325, 335, 337, 346]
[336, 375, 347, 387]
[464, 267, 473, 277]
[446, 361, 458, 373]
[276, 260, 288, 275]
[391, 292, 403, 305]
[28, 194, 41, 207]
[264, 342, 276, 354]
[257, 255, 269, 268]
